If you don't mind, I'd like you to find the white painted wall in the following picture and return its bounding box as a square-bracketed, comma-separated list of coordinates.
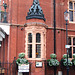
[0, 24, 10, 35]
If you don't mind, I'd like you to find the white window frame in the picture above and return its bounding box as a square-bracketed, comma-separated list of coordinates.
[68, 35, 75, 58]
[25, 25, 46, 60]
[69, 0, 75, 23]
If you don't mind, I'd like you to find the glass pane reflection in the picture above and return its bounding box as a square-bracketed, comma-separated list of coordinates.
[69, 2, 73, 9]
[28, 33, 32, 43]
[68, 47, 72, 58]
[36, 33, 41, 43]
[69, 11, 73, 21]
[73, 47, 75, 53]
[68, 37, 71, 45]
[73, 37, 75, 45]
[36, 44, 41, 58]
[28, 44, 32, 58]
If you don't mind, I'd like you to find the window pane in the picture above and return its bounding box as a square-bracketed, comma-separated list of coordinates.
[0, 0, 1, 22]
[68, 47, 72, 58]
[36, 33, 41, 43]
[69, 2, 73, 9]
[74, 3, 75, 10]
[74, 12, 75, 22]
[0, 0, 1, 4]
[28, 33, 32, 43]
[0, 11, 1, 22]
[1, 12, 5, 22]
[73, 37, 75, 45]
[68, 37, 71, 45]
[69, 11, 73, 21]
[73, 47, 75, 54]
[28, 44, 32, 58]
[36, 44, 41, 58]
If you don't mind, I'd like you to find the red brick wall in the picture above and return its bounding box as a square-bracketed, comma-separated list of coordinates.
[29, 60, 45, 75]
[9, 26, 25, 62]
[5, 0, 75, 29]
[0, 34, 8, 63]
[4, 34, 8, 62]
[46, 29, 54, 59]
[1, 39, 4, 63]
[7, 0, 53, 26]
[7, 0, 75, 75]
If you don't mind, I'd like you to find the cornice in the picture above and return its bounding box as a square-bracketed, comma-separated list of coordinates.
[24, 22, 48, 28]
[9, 23, 75, 32]
[47, 27, 75, 32]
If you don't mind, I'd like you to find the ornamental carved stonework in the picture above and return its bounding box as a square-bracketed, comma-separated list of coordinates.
[25, 24, 46, 34]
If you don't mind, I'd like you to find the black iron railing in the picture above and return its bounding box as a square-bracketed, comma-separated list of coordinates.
[0, 57, 16, 75]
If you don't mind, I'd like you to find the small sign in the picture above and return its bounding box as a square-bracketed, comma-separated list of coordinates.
[18, 64, 29, 72]
[36, 62, 42, 67]
[18, 70, 29, 72]
[65, 45, 70, 48]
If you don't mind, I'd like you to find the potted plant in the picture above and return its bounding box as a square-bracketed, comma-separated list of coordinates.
[72, 54, 75, 66]
[16, 52, 29, 65]
[16, 53, 29, 73]
[47, 54, 59, 66]
[60, 54, 72, 66]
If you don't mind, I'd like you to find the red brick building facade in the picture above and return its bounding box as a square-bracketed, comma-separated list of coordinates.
[0, 0, 75, 75]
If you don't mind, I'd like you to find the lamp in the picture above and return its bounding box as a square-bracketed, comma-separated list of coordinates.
[64, 10, 69, 75]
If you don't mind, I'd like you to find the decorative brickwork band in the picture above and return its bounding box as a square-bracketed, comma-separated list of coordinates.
[26, 0, 46, 21]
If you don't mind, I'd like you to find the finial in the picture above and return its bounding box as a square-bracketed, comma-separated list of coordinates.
[26, 0, 46, 21]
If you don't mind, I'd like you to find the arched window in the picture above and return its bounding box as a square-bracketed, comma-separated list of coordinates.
[28, 33, 32, 43]
[28, 33, 32, 58]
[36, 33, 41, 58]
[36, 33, 41, 43]
[69, 1, 75, 22]
[73, 37, 75, 45]
[26, 31, 46, 59]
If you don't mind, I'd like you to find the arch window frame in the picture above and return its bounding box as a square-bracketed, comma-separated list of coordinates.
[36, 33, 41, 58]
[69, 0, 75, 23]
[27, 32, 41, 59]
[27, 33, 32, 58]
[25, 26, 46, 60]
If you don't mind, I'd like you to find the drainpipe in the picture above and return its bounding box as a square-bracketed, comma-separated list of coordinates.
[3, 38, 5, 65]
[54, 0, 56, 54]
[54, 0, 56, 75]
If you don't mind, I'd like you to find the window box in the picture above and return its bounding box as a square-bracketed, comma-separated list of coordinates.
[16, 53, 29, 65]
[18, 64, 29, 72]
[47, 54, 59, 67]
[16, 53, 29, 73]
[72, 54, 75, 66]
[60, 54, 72, 66]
